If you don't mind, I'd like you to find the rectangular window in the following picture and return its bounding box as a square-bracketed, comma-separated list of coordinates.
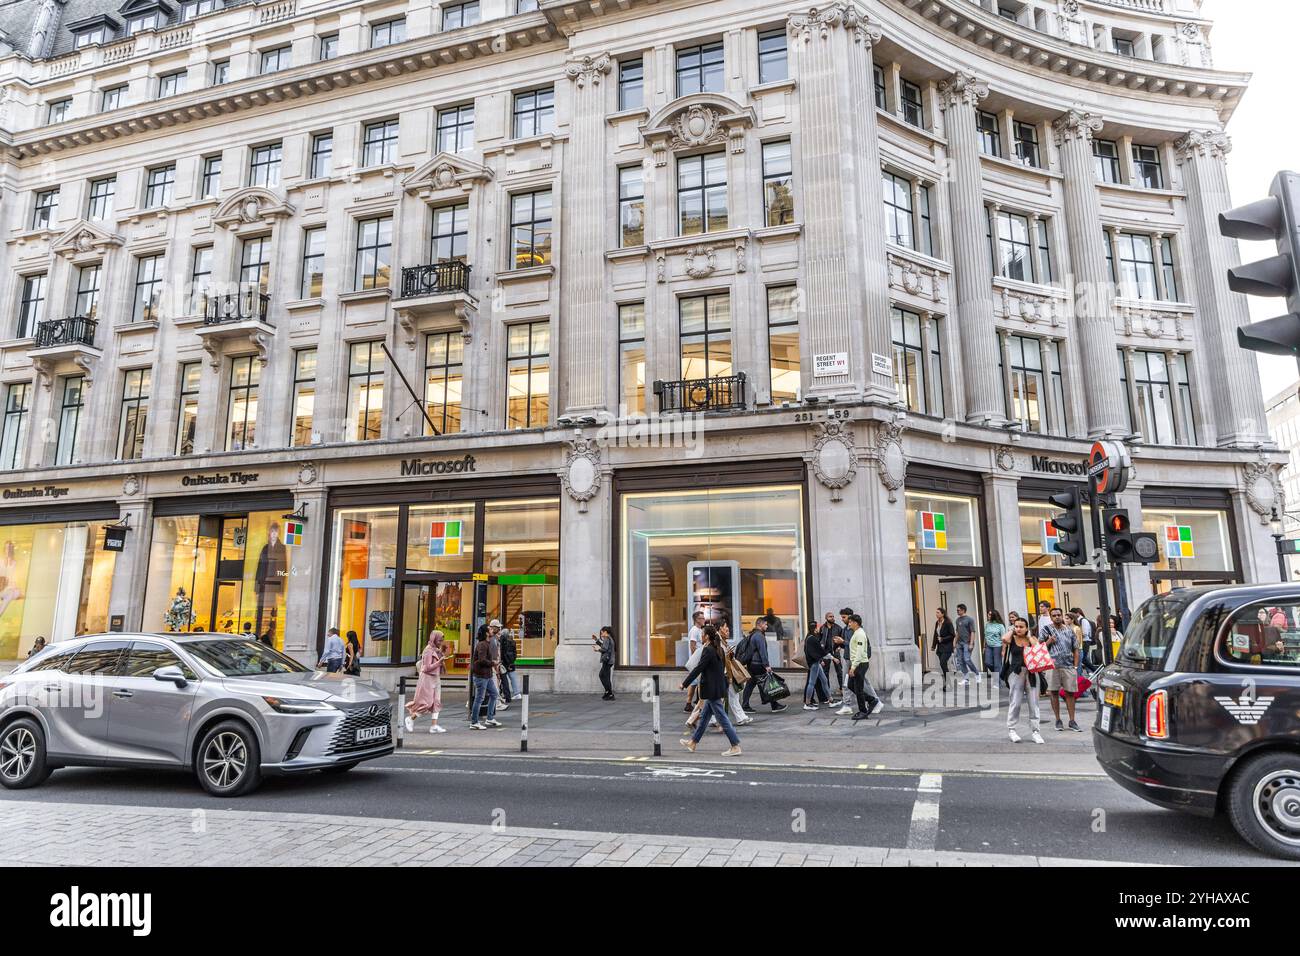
[900, 79, 923, 127]
[618, 165, 645, 247]
[512, 87, 555, 139]
[1115, 232, 1158, 300]
[259, 46, 290, 74]
[1037, 219, 1054, 284]
[1132, 144, 1164, 190]
[676, 41, 724, 96]
[883, 171, 915, 250]
[442, 2, 479, 30]
[100, 85, 126, 111]
[423, 330, 464, 435]
[118, 368, 151, 461]
[86, 177, 115, 222]
[892, 307, 938, 416]
[33, 189, 59, 230]
[0, 383, 31, 469]
[618, 58, 644, 111]
[145, 164, 175, 207]
[361, 118, 399, 167]
[127, 13, 158, 33]
[873, 64, 886, 110]
[370, 18, 406, 48]
[225, 355, 260, 451]
[516, 0, 539, 10]
[1113, 36, 1136, 57]
[678, 151, 728, 236]
[1125, 350, 1178, 445]
[318, 34, 338, 61]
[55, 376, 85, 466]
[239, 235, 271, 293]
[619, 303, 646, 416]
[291, 349, 317, 446]
[47, 99, 71, 124]
[1174, 353, 1195, 444]
[506, 321, 550, 429]
[181, 0, 219, 21]
[1094, 139, 1121, 184]
[249, 143, 282, 187]
[993, 210, 1033, 282]
[347, 341, 385, 441]
[212, 59, 229, 85]
[1160, 236, 1178, 301]
[431, 203, 469, 263]
[75, 264, 102, 319]
[75, 27, 107, 48]
[762, 140, 794, 227]
[1004, 334, 1046, 433]
[176, 361, 201, 455]
[18, 274, 47, 338]
[977, 110, 1001, 157]
[1013, 121, 1040, 168]
[189, 246, 213, 314]
[156, 71, 186, 99]
[201, 155, 222, 197]
[767, 286, 800, 404]
[354, 216, 393, 290]
[679, 293, 731, 381]
[437, 104, 475, 153]
[300, 227, 327, 298]
[309, 132, 333, 178]
[510, 190, 553, 269]
[758, 29, 788, 84]
[131, 254, 164, 322]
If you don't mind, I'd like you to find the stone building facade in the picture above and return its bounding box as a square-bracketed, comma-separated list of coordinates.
[0, 0, 1287, 688]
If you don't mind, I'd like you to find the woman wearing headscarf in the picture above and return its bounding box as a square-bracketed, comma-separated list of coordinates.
[405, 631, 447, 734]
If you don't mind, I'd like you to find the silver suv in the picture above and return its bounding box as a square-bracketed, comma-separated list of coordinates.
[0, 634, 393, 797]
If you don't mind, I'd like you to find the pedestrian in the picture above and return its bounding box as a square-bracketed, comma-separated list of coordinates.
[983, 610, 1006, 677]
[833, 607, 855, 714]
[498, 626, 518, 704]
[26, 636, 46, 659]
[344, 630, 362, 676]
[1034, 600, 1052, 638]
[1039, 607, 1082, 732]
[930, 607, 956, 686]
[802, 620, 830, 710]
[845, 614, 883, 720]
[679, 625, 742, 756]
[470, 626, 502, 730]
[719, 620, 752, 726]
[593, 626, 616, 700]
[405, 631, 447, 733]
[953, 603, 978, 684]
[1001, 616, 1044, 744]
[818, 611, 845, 704]
[739, 616, 787, 713]
[241, 622, 255, 640]
[684, 610, 705, 713]
[318, 627, 345, 672]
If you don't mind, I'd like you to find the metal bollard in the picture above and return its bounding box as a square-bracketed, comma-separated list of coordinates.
[652, 674, 661, 757]
[396, 679, 407, 750]
[520, 674, 530, 753]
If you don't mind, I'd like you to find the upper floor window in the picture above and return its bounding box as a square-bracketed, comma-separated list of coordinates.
[318, 34, 339, 61]
[618, 166, 645, 248]
[1122, 349, 1194, 446]
[126, 12, 159, 34]
[100, 85, 126, 111]
[891, 306, 944, 417]
[679, 293, 732, 381]
[512, 87, 555, 139]
[291, 348, 317, 447]
[145, 164, 175, 208]
[882, 171, 932, 257]
[212, 60, 229, 85]
[370, 18, 406, 49]
[118, 368, 151, 461]
[873, 64, 886, 110]
[767, 286, 801, 405]
[989, 209, 1053, 285]
[176, 361, 201, 455]
[442, 2, 480, 30]
[758, 29, 788, 84]
[762, 140, 794, 227]
[424, 331, 465, 436]
[678, 151, 728, 236]
[900, 79, 924, 128]
[1113, 36, 1136, 57]
[618, 59, 644, 111]
[1094, 139, 1121, 184]
[346, 342, 385, 441]
[87, 177, 116, 222]
[437, 104, 475, 152]
[260, 47, 290, 74]
[517, 0, 539, 10]
[977, 110, 1001, 158]
[75, 264, 102, 318]
[18, 274, 47, 338]
[201, 155, 222, 197]
[676, 41, 724, 96]
[619, 303, 646, 417]
[300, 227, 326, 298]
[1013, 122, 1040, 168]
[74, 26, 110, 48]
[156, 71, 186, 99]
[0, 383, 31, 471]
[1003, 333, 1063, 435]
[1132, 145, 1164, 190]
[249, 142, 282, 187]
[132, 254, 164, 322]
[431, 204, 469, 262]
[32, 189, 60, 231]
[309, 132, 333, 178]
[361, 118, 399, 167]
[354, 217, 393, 291]
[225, 355, 260, 451]
[189, 246, 213, 314]
[240, 235, 272, 293]
[506, 321, 550, 429]
[47, 99, 71, 124]
[180, 0, 221, 21]
[510, 190, 553, 269]
[55, 376, 84, 467]
[1107, 231, 1178, 301]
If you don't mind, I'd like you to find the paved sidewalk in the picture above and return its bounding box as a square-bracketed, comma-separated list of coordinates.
[0, 801, 1134, 867]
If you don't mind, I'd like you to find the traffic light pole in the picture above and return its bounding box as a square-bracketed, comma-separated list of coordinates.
[1088, 488, 1115, 666]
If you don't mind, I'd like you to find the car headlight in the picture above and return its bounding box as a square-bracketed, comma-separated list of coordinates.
[262, 696, 336, 714]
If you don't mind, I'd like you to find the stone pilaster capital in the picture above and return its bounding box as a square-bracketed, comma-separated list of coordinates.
[1051, 108, 1103, 147]
[787, 3, 882, 47]
[936, 70, 989, 112]
[563, 52, 613, 88]
[1173, 128, 1232, 164]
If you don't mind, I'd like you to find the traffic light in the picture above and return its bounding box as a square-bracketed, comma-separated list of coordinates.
[1103, 509, 1160, 565]
[1048, 488, 1087, 567]
[1219, 170, 1300, 356]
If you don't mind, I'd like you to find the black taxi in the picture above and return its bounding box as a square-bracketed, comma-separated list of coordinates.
[1093, 584, 1300, 860]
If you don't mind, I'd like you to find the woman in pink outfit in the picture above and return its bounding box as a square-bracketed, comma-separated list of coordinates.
[405, 631, 447, 734]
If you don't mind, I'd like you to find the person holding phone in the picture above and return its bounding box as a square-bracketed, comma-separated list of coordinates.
[593, 626, 615, 700]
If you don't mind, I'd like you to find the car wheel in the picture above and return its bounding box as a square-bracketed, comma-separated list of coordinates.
[0, 718, 52, 790]
[196, 721, 262, 798]
[320, 762, 359, 775]
[1226, 752, 1300, 861]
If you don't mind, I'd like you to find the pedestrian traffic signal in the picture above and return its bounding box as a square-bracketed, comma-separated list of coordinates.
[1048, 488, 1087, 567]
[1102, 509, 1160, 565]
[1220, 170, 1300, 356]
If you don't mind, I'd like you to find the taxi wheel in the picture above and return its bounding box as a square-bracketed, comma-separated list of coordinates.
[1226, 752, 1300, 861]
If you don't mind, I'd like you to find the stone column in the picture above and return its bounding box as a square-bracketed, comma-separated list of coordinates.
[787, 5, 893, 403]
[1121, 347, 1140, 438]
[1053, 108, 1128, 438]
[558, 53, 612, 417]
[1173, 129, 1269, 447]
[553, 471, 613, 692]
[1164, 350, 1187, 445]
[983, 474, 1026, 623]
[937, 71, 1004, 424]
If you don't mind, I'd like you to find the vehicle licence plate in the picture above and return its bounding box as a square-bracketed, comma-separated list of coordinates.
[356, 726, 388, 744]
[1104, 688, 1125, 708]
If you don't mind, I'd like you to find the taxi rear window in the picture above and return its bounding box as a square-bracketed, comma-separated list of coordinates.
[1222, 600, 1300, 668]
[1119, 592, 1191, 669]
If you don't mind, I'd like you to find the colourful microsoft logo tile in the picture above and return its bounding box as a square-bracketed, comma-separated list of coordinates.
[283, 521, 304, 546]
[1165, 525, 1194, 559]
[1042, 519, 1059, 554]
[429, 521, 463, 557]
[919, 511, 947, 551]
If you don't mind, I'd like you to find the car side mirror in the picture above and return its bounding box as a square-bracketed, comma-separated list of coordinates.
[154, 665, 188, 688]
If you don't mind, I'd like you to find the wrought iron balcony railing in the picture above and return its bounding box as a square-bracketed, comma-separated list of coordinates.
[400, 261, 471, 299]
[204, 289, 271, 326]
[33, 316, 98, 350]
[654, 373, 747, 414]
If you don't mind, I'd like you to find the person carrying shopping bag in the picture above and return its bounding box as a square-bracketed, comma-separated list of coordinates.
[1001, 616, 1045, 745]
[679, 625, 742, 756]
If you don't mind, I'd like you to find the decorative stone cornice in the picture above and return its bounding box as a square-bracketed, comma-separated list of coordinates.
[936, 71, 989, 112]
[787, 4, 882, 46]
[1173, 128, 1231, 164]
[1051, 108, 1103, 147]
[563, 52, 612, 88]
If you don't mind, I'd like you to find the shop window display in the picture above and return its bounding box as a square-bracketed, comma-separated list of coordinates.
[327, 507, 398, 663]
[1141, 507, 1235, 578]
[484, 499, 559, 662]
[905, 491, 981, 568]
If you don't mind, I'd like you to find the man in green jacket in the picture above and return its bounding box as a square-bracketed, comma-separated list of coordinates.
[846, 614, 883, 722]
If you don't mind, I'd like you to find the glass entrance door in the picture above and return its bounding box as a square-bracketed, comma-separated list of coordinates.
[400, 579, 478, 674]
[912, 574, 984, 673]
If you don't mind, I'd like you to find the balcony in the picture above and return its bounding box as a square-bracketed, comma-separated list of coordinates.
[400, 261, 471, 299]
[194, 289, 274, 365]
[204, 289, 271, 326]
[393, 261, 477, 348]
[33, 316, 98, 350]
[654, 373, 747, 414]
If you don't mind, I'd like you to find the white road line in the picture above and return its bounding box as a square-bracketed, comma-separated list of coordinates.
[906, 772, 943, 850]
[360, 765, 916, 793]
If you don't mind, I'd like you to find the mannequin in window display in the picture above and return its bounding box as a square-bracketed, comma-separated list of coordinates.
[0, 541, 24, 620]
[254, 522, 287, 643]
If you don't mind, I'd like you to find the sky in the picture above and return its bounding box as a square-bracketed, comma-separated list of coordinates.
[1203, 0, 1300, 404]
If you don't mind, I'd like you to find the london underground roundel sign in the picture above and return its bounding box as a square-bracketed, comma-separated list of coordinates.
[1088, 440, 1130, 497]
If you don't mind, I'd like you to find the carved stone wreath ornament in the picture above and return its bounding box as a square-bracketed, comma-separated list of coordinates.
[560, 438, 602, 513]
[1242, 458, 1284, 525]
[872, 420, 906, 503]
[810, 421, 858, 502]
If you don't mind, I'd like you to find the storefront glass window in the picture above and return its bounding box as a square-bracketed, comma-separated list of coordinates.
[0, 521, 116, 657]
[485, 499, 559, 663]
[328, 507, 398, 663]
[906, 491, 981, 568]
[621, 485, 807, 668]
[1019, 500, 1098, 570]
[1141, 507, 1235, 575]
[406, 504, 476, 575]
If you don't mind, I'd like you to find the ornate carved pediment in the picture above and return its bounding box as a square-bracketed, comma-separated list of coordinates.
[402, 152, 494, 200]
[641, 94, 756, 167]
[213, 187, 294, 233]
[50, 220, 124, 260]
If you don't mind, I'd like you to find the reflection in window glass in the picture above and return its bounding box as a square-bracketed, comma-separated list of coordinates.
[1224, 601, 1300, 667]
[1141, 507, 1235, 575]
[905, 490, 982, 568]
[328, 508, 398, 663]
[406, 505, 476, 575]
